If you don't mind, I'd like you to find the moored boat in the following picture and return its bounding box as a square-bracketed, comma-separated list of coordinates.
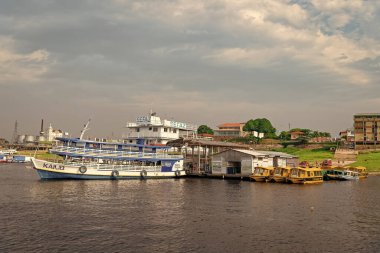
[32, 137, 186, 180]
[323, 167, 344, 181]
[344, 166, 368, 179]
[272, 167, 291, 183]
[250, 167, 274, 182]
[338, 169, 359, 180]
[288, 167, 323, 184]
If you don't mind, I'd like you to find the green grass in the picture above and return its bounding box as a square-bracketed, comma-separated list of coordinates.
[273, 147, 380, 172]
[272, 147, 334, 163]
[350, 152, 380, 172]
[16, 151, 63, 161]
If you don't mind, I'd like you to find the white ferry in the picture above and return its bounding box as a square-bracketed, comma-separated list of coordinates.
[124, 112, 197, 145]
[32, 137, 185, 180]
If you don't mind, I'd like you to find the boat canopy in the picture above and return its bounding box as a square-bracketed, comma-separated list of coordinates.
[56, 137, 171, 149]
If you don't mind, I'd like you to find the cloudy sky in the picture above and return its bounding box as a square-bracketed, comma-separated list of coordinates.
[1, 0, 380, 139]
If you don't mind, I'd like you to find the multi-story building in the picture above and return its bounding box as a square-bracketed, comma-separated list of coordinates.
[124, 113, 197, 145]
[214, 123, 247, 138]
[354, 113, 380, 149]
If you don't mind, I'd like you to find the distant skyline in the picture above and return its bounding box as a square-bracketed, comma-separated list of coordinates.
[1, 0, 380, 140]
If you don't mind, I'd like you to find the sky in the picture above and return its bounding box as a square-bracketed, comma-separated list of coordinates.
[1, 0, 380, 140]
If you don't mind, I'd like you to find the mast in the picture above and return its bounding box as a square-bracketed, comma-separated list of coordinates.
[79, 119, 91, 140]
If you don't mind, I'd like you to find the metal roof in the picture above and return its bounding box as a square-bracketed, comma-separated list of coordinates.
[258, 151, 298, 158]
[212, 149, 298, 158]
[166, 138, 250, 149]
[56, 137, 170, 149]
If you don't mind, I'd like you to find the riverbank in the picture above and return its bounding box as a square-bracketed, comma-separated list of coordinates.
[272, 147, 380, 172]
[16, 150, 62, 161]
[15, 148, 380, 172]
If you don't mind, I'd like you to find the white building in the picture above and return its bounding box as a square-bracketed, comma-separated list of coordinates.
[45, 124, 69, 142]
[124, 113, 198, 145]
[211, 149, 298, 176]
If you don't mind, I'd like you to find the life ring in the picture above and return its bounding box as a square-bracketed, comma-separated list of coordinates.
[140, 170, 147, 178]
[79, 166, 87, 174]
[111, 170, 119, 177]
[175, 170, 181, 177]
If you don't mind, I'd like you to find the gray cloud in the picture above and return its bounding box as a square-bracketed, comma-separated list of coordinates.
[1, 0, 380, 140]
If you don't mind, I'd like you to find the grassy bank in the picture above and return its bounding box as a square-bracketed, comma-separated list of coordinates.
[16, 151, 63, 161]
[350, 152, 380, 172]
[273, 147, 380, 172]
[272, 147, 334, 163]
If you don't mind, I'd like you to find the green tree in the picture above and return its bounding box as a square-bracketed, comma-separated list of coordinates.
[243, 118, 276, 138]
[197, 125, 214, 135]
[279, 131, 291, 140]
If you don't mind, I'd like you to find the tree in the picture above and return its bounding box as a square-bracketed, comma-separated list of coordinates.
[197, 125, 214, 135]
[279, 131, 291, 140]
[243, 118, 276, 138]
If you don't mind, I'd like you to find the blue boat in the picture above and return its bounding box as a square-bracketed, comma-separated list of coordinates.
[32, 137, 185, 180]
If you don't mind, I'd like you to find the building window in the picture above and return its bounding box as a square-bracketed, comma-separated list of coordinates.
[136, 128, 140, 132]
[173, 129, 177, 133]
[149, 127, 152, 131]
[153, 127, 158, 132]
[164, 128, 168, 132]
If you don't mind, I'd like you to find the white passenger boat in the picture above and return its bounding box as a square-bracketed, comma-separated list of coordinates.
[32, 137, 185, 180]
[338, 169, 359, 180]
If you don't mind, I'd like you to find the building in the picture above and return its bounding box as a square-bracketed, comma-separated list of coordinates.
[309, 136, 332, 143]
[214, 123, 247, 138]
[124, 113, 198, 145]
[354, 113, 380, 149]
[211, 149, 298, 177]
[290, 131, 305, 140]
[167, 138, 251, 174]
[339, 129, 355, 142]
[45, 124, 68, 142]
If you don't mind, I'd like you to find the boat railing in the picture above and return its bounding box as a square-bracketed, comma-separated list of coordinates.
[50, 146, 183, 159]
[59, 161, 163, 172]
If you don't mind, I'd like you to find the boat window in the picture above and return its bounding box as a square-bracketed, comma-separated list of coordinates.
[307, 171, 311, 177]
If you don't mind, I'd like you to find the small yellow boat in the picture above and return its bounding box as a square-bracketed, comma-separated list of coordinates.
[344, 166, 368, 179]
[288, 167, 323, 184]
[272, 167, 292, 183]
[250, 167, 274, 182]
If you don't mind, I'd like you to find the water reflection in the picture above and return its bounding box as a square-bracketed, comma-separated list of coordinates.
[0, 164, 379, 252]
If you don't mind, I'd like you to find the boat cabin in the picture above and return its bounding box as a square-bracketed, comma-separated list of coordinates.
[288, 167, 323, 184]
[272, 167, 292, 183]
[250, 166, 275, 182]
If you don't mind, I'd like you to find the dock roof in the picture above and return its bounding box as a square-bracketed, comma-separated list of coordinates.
[166, 138, 250, 149]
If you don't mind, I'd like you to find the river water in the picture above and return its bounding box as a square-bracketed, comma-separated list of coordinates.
[0, 163, 379, 253]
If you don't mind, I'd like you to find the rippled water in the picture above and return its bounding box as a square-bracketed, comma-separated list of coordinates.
[0, 163, 379, 253]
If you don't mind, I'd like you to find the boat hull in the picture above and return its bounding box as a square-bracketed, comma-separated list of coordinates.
[272, 176, 287, 183]
[288, 177, 323, 184]
[32, 159, 186, 180]
[250, 176, 267, 182]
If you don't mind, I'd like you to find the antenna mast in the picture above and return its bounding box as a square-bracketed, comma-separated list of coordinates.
[79, 119, 91, 140]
